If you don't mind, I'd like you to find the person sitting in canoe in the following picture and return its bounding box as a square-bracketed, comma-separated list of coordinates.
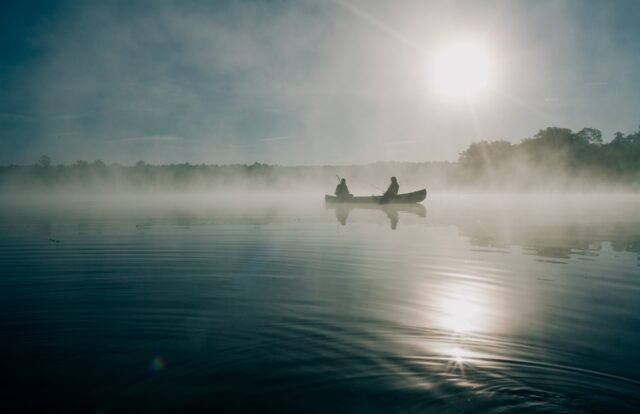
[383, 176, 399, 199]
[334, 178, 352, 199]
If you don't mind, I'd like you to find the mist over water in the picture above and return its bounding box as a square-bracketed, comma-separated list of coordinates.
[4, 0, 640, 411]
[2, 193, 639, 412]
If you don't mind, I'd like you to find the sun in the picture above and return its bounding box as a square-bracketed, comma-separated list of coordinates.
[431, 41, 493, 101]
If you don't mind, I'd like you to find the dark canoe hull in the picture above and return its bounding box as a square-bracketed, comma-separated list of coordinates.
[325, 189, 427, 204]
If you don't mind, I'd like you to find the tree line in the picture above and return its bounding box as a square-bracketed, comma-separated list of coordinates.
[457, 126, 640, 189]
[1, 125, 639, 192]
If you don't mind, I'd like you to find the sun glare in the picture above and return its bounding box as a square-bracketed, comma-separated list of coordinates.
[431, 41, 493, 101]
[437, 285, 488, 333]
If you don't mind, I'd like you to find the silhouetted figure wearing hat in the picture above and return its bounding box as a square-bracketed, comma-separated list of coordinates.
[381, 176, 399, 203]
[335, 178, 351, 199]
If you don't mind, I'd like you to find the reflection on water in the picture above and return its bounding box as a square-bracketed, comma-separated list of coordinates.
[1, 194, 640, 412]
[329, 203, 427, 229]
[436, 284, 490, 333]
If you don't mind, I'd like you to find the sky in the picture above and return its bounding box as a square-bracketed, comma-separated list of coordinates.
[1, 0, 640, 165]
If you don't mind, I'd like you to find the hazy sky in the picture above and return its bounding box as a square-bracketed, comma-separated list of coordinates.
[1, 0, 639, 165]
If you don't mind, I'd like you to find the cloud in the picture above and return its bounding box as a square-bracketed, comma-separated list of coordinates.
[0, 113, 34, 122]
[259, 136, 293, 142]
[383, 139, 421, 146]
[46, 114, 89, 120]
[113, 135, 184, 144]
[4, 0, 640, 164]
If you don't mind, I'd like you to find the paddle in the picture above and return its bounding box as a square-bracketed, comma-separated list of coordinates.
[335, 174, 386, 199]
[350, 176, 385, 194]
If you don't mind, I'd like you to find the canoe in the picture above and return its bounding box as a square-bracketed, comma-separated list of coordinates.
[325, 189, 426, 204]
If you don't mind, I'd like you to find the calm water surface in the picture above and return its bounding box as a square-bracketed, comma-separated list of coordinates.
[1, 194, 639, 413]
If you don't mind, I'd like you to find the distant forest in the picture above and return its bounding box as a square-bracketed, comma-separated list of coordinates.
[2, 126, 640, 192]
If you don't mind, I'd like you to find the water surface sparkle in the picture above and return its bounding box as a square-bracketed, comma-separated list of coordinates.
[1, 194, 640, 412]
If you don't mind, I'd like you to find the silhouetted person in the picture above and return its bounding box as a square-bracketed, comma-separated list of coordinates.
[335, 178, 351, 199]
[381, 177, 399, 203]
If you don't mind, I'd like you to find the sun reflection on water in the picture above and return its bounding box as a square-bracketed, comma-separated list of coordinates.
[449, 346, 465, 364]
[437, 285, 490, 334]
[427, 280, 504, 378]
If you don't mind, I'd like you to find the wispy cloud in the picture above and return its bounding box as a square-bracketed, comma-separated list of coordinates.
[384, 139, 421, 146]
[259, 136, 293, 142]
[113, 135, 184, 144]
[0, 113, 34, 122]
[3, 0, 638, 164]
[46, 113, 88, 120]
[49, 132, 80, 137]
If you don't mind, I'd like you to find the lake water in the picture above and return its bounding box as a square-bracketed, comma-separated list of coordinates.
[2, 194, 640, 413]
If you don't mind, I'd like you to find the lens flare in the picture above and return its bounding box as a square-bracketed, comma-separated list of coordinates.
[148, 356, 166, 373]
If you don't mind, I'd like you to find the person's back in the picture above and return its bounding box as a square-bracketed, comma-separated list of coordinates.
[335, 178, 351, 198]
[384, 176, 399, 197]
